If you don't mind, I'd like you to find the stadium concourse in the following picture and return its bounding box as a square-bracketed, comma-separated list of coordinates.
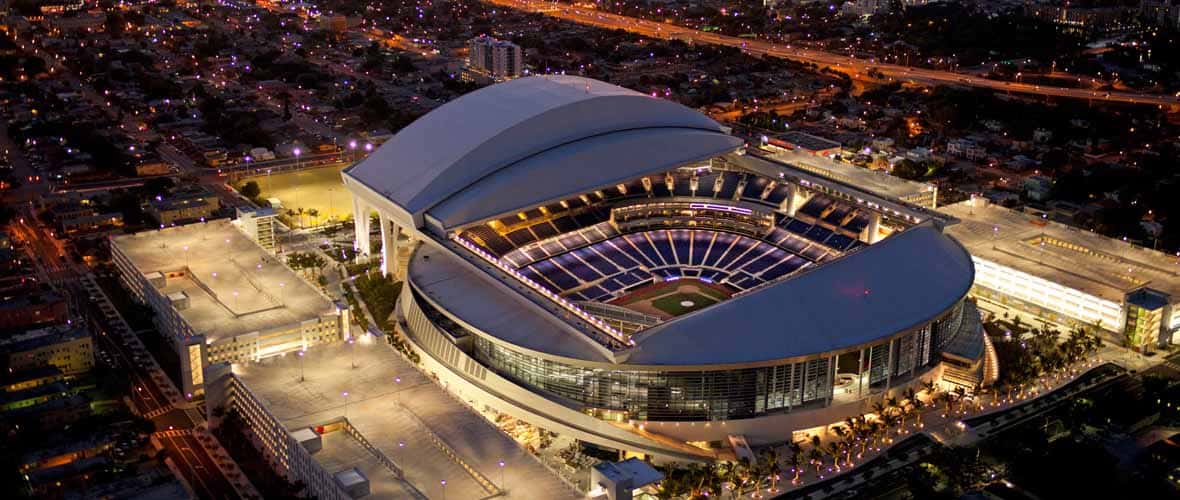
[342, 75, 996, 462]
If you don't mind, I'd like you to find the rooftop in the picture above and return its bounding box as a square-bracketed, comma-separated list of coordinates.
[940, 199, 1180, 304]
[755, 147, 938, 206]
[777, 131, 841, 151]
[110, 220, 338, 343]
[234, 340, 578, 500]
[344, 75, 740, 229]
[0, 325, 88, 353]
[593, 458, 664, 488]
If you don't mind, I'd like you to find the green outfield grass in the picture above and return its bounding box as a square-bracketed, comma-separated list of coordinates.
[650, 291, 719, 316]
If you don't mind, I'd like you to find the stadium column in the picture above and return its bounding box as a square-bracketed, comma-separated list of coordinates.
[785, 184, 811, 218]
[862, 213, 881, 244]
[353, 197, 373, 258]
[857, 347, 865, 399]
[380, 215, 399, 278]
[825, 354, 836, 407]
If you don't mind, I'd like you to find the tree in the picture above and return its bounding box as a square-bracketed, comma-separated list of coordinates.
[240, 181, 261, 200]
[788, 442, 804, 483]
[892, 159, 926, 180]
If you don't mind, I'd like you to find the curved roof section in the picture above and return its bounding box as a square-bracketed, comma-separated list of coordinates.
[429, 127, 741, 229]
[344, 75, 737, 227]
[627, 223, 975, 365]
[409, 223, 975, 368]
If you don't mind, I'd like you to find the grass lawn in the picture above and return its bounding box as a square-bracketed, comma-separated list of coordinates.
[650, 291, 718, 316]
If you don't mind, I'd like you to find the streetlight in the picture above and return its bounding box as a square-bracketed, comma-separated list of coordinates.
[395, 376, 402, 404]
[498, 460, 506, 492]
[343, 391, 350, 419]
[440, 479, 446, 500]
[349, 336, 356, 369]
[348, 139, 357, 162]
[297, 349, 306, 382]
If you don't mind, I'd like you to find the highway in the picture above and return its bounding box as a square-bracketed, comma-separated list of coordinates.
[485, 0, 1180, 108]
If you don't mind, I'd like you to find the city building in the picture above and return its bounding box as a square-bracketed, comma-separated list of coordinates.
[233, 207, 278, 253]
[0, 285, 67, 330]
[591, 458, 663, 500]
[768, 131, 842, 157]
[0, 324, 93, 375]
[144, 186, 221, 225]
[947, 138, 987, 161]
[110, 219, 349, 396]
[342, 76, 990, 461]
[54, 208, 124, 235]
[467, 35, 524, 80]
[941, 197, 1180, 348]
[755, 143, 939, 209]
[204, 363, 354, 500]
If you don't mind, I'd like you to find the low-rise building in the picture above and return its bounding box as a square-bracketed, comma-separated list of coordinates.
[110, 220, 349, 395]
[947, 139, 987, 161]
[942, 197, 1180, 348]
[0, 285, 67, 330]
[144, 186, 221, 225]
[0, 325, 93, 375]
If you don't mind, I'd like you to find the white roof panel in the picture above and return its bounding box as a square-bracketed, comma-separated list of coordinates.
[430, 127, 742, 229]
[627, 223, 974, 364]
[345, 75, 731, 225]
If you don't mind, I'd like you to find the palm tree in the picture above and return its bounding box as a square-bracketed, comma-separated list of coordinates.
[762, 448, 782, 493]
[307, 208, 320, 226]
[808, 448, 824, 477]
[825, 441, 844, 472]
[832, 425, 853, 467]
[733, 457, 752, 499]
[868, 420, 885, 451]
[897, 404, 913, 433]
[788, 442, 804, 484]
[921, 380, 938, 400]
[911, 396, 927, 427]
[953, 386, 969, 413]
[720, 460, 742, 499]
[871, 400, 888, 418]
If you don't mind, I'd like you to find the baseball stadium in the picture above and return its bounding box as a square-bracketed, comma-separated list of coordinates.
[342, 75, 994, 461]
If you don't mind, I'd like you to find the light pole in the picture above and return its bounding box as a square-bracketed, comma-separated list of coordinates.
[348, 139, 357, 163]
[498, 460, 505, 492]
[440, 479, 446, 500]
[293, 147, 302, 227]
[297, 349, 305, 382]
[395, 376, 402, 404]
[343, 391, 350, 419]
[349, 336, 356, 369]
[398, 441, 405, 465]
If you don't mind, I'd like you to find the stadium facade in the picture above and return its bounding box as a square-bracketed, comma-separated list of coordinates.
[343, 76, 993, 461]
